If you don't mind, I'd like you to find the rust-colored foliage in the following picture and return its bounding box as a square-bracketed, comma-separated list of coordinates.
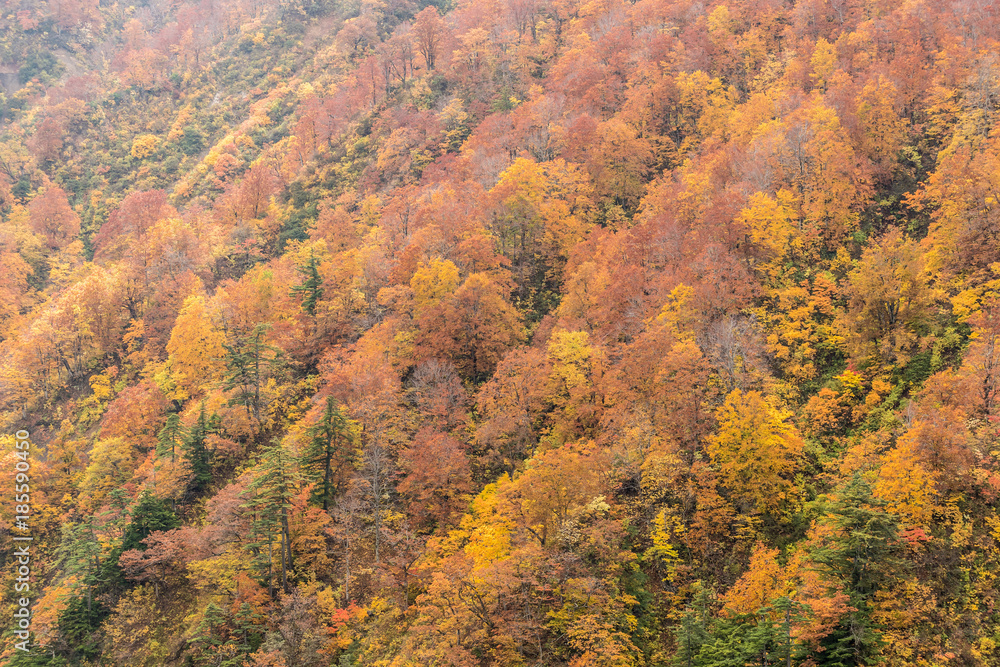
[7, 0, 1000, 664]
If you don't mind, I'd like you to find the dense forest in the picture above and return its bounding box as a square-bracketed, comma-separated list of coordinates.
[0, 0, 999, 664]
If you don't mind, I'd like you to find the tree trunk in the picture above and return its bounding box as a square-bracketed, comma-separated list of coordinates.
[281, 505, 292, 593]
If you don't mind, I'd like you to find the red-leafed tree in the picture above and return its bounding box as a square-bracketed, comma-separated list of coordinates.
[28, 185, 81, 250]
[413, 7, 447, 71]
[398, 427, 473, 531]
[415, 272, 525, 380]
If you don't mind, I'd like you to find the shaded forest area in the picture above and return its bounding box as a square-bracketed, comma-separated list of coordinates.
[1, 0, 1000, 665]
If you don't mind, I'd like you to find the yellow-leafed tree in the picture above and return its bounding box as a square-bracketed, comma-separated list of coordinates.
[708, 389, 804, 514]
[166, 295, 226, 400]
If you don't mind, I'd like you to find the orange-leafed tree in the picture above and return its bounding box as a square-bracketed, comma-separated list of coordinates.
[93, 189, 174, 264]
[0, 248, 33, 329]
[415, 272, 525, 380]
[100, 378, 170, 452]
[398, 427, 473, 531]
[498, 440, 606, 548]
[409, 358, 470, 429]
[413, 7, 448, 71]
[474, 347, 549, 477]
[963, 299, 1000, 415]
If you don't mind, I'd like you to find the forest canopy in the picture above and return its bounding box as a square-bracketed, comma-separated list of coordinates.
[1, 0, 1000, 665]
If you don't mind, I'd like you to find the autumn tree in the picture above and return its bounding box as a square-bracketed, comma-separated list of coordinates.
[588, 118, 654, 214]
[545, 329, 604, 443]
[28, 116, 64, 164]
[166, 294, 226, 400]
[913, 127, 1000, 286]
[0, 246, 32, 328]
[413, 7, 446, 71]
[93, 190, 174, 266]
[474, 347, 549, 477]
[357, 435, 396, 564]
[28, 185, 81, 250]
[841, 227, 936, 368]
[415, 272, 525, 380]
[408, 358, 470, 429]
[761, 98, 871, 253]
[707, 389, 803, 515]
[101, 379, 170, 452]
[855, 76, 909, 181]
[964, 299, 1000, 415]
[410, 258, 460, 315]
[398, 427, 473, 531]
[102, 586, 170, 665]
[488, 157, 594, 304]
[498, 440, 605, 547]
[601, 319, 716, 491]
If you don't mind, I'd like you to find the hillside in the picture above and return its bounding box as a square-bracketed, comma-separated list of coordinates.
[1, 0, 1000, 665]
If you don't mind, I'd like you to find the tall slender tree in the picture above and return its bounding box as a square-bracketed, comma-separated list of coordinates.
[156, 413, 183, 463]
[290, 251, 324, 318]
[182, 405, 216, 496]
[301, 397, 355, 511]
[243, 443, 300, 597]
[223, 323, 281, 425]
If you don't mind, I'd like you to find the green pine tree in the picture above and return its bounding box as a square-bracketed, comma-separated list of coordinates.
[57, 595, 107, 663]
[156, 413, 184, 463]
[674, 584, 714, 667]
[807, 475, 901, 666]
[56, 521, 104, 615]
[768, 596, 810, 667]
[233, 601, 266, 652]
[243, 443, 301, 597]
[302, 397, 356, 511]
[188, 601, 227, 661]
[223, 323, 281, 425]
[121, 492, 182, 553]
[182, 404, 216, 496]
[291, 251, 324, 317]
